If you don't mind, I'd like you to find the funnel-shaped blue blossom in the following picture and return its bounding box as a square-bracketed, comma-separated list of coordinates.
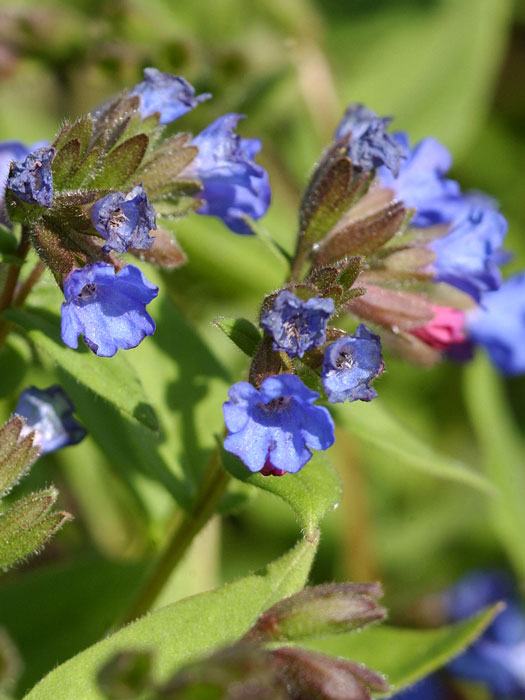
[61, 263, 158, 357]
[189, 114, 271, 234]
[335, 104, 406, 176]
[91, 185, 156, 253]
[377, 135, 461, 227]
[466, 273, 525, 375]
[429, 204, 508, 301]
[443, 571, 525, 699]
[6, 145, 54, 207]
[260, 291, 334, 358]
[322, 325, 383, 403]
[130, 67, 210, 125]
[223, 374, 335, 473]
[15, 385, 86, 454]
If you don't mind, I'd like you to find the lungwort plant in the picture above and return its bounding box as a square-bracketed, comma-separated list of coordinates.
[0, 65, 523, 700]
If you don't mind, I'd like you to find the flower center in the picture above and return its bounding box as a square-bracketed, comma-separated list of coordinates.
[335, 350, 354, 370]
[76, 282, 97, 302]
[260, 396, 291, 413]
[109, 207, 128, 230]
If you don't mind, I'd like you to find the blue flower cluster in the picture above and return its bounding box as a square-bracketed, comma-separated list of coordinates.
[15, 385, 86, 455]
[335, 109, 525, 377]
[391, 571, 525, 700]
[224, 290, 384, 475]
[0, 67, 271, 358]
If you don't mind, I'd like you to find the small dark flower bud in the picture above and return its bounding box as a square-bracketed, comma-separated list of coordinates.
[97, 650, 154, 700]
[245, 583, 386, 643]
[271, 647, 389, 700]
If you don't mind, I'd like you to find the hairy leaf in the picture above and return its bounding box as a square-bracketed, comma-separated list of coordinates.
[91, 134, 148, 189]
[0, 416, 40, 498]
[299, 604, 503, 696]
[24, 537, 318, 699]
[213, 317, 261, 357]
[4, 308, 159, 433]
[464, 355, 525, 578]
[223, 451, 342, 536]
[0, 488, 71, 571]
[337, 401, 494, 494]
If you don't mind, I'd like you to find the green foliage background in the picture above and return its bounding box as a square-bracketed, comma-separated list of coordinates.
[0, 0, 524, 696]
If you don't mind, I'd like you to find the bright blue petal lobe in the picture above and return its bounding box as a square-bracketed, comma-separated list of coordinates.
[223, 373, 335, 473]
[60, 263, 158, 357]
[190, 114, 271, 234]
[466, 273, 525, 375]
[430, 203, 508, 301]
[322, 324, 383, 403]
[130, 67, 210, 125]
[15, 385, 86, 454]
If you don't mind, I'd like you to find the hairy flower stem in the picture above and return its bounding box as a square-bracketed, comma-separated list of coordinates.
[122, 448, 230, 624]
[0, 227, 31, 347]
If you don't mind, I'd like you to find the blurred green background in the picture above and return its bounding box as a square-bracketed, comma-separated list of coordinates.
[0, 0, 524, 694]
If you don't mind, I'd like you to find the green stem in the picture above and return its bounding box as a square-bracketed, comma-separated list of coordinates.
[0, 228, 31, 347]
[122, 448, 230, 624]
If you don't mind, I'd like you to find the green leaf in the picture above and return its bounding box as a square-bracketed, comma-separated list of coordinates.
[4, 307, 159, 433]
[0, 416, 40, 498]
[138, 134, 198, 198]
[298, 604, 503, 696]
[91, 134, 149, 189]
[24, 536, 318, 700]
[213, 317, 261, 357]
[51, 139, 81, 190]
[337, 400, 494, 495]
[0, 557, 145, 695]
[463, 355, 525, 578]
[223, 451, 342, 536]
[0, 488, 71, 571]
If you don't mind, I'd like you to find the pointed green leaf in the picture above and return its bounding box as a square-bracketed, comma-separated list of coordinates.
[299, 604, 503, 696]
[213, 317, 261, 357]
[91, 134, 148, 189]
[139, 134, 198, 198]
[4, 307, 159, 433]
[0, 488, 71, 570]
[0, 416, 40, 497]
[24, 537, 318, 699]
[337, 400, 494, 495]
[464, 355, 525, 578]
[223, 451, 342, 536]
[51, 139, 81, 190]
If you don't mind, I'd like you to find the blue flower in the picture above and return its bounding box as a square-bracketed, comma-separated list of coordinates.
[0, 142, 30, 200]
[429, 203, 508, 301]
[223, 374, 335, 473]
[90, 185, 156, 253]
[377, 134, 461, 227]
[335, 104, 406, 176]
[61, 263, 158, 357]
[15, 385, 86, 455]
[443, 571, 525, 699]
[6, 145, 54, 208]
[322, 325, 383, 403]
[130, 67, 210, 125]
[188, 114, 271, 235]
[466, 273, 525, 375]
[260, 291, 334, 358]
